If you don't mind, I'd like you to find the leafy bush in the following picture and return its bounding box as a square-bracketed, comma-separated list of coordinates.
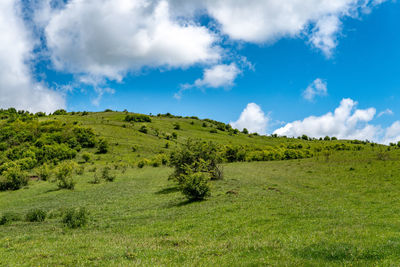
[53, 109, 67, 115]
[225, 146, 246, 162]
[0, 167, 28, 191]
[169, 139, 223, 183]
[0, 212, 21, 225]
[37, 163, 51, 181]
[76, 165, 85, 175]
[26, 209, 46, 222]
[37, 144, 77, 164]
[73, 127, 97, 148]
[92, 173, 101, 184]
[173, 123, 181, 130]
[137, 159, 150, 168]
[139, 125, 148, 134]
[55, 161, 76, 190]
[242, 128, 249, 134]
[82, 152, 92, 162]
[97, 139, 109, 154]
[101, 166, 116, 182]
[62, 208, 88, 228]
[125, 114, 152, 123]
[180, 172, 211, 201]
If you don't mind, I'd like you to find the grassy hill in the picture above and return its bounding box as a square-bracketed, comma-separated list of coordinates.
[1, 109, 400, 266]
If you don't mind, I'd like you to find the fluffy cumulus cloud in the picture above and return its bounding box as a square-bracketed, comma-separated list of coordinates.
[0, 0, 389, 108]
[196, 0, 386, 56]
[383, 122, 400, 145]
[44, 0, 220, 81]
[274, 98, 380, 140]
[40, 0, 386, 81]
[175, 63, 241, 99]
[303, 78, 328, 101]
[0, 0, 64, 113]
[230, 103, 269, 135]
[193, 63, 241, 88]
[273, 98, 400, 144]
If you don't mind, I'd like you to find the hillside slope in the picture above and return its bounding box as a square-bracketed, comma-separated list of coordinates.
[1, 110, 399, 266]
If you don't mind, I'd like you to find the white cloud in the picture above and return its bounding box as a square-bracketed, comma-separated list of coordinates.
[175, 63, 241, 99]
[274, 98, 379, 140]
[0, 0, 65, 113]
[44, 0, 220, 81]
[303, 78, 328, 101]
[378, 109, 394, 117]
[41, 0, 387, 81]
[0, 0, 386, 108]
[383, 121, 400, 144]
[230, 103, 269, 135]
[198, 0, 385, 56]
[309, 15, 341, 57]
[194, 63, 241, 88]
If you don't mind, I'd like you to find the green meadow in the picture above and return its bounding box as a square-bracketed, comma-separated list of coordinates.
[1, 110, 400, 266]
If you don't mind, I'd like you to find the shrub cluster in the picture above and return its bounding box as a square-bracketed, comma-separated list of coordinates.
[0, 212, 21, 225]
[62, 208, 88, 228]
[125, 114, 152, 123]
[0, 119, 100, 189]
[26, 209, 47, 222]
[0, 167, 28, 191]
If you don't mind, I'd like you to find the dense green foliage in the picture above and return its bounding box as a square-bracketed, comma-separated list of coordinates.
[55, 161, 77, 190]
[179, 172, 211, 201]
[62, 208, 88, 229]
[0, 110, 104, 191]
[0, 167, 28, 191]
[124, 114, 152, 123]
[0, 212, 20, 225]
[25, 209, 46, 222]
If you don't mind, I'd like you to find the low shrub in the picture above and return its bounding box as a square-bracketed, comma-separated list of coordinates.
[139, 125, 148, 134]
[91, 173, 101, 184]
[125, 114, 151, 123]
[75, 165, 85, 175]
[82, 152, 92, 162]
[0, 167, 28, 191]
[101, 166, 116, 182]
[56, 161, 76, 190]
[26, 209, 46, 222]
[37, 163, 52, 181]
[173, 123, 181, 130]
[180, 172, 211, 201]
[0, 212, 21, 225]
[62, 208, 88, 229]
[137, 159, 150, 168]
[97, 139, 109, 154]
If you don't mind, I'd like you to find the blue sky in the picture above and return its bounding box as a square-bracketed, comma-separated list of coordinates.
[1, 0, 400, 142]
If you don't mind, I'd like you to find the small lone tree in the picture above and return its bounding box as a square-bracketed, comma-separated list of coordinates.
[169, 139, 222, 200]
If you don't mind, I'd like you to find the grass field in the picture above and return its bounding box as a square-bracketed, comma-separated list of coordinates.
[1, 111, 400, 266]
[2, 149, 400, 265]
